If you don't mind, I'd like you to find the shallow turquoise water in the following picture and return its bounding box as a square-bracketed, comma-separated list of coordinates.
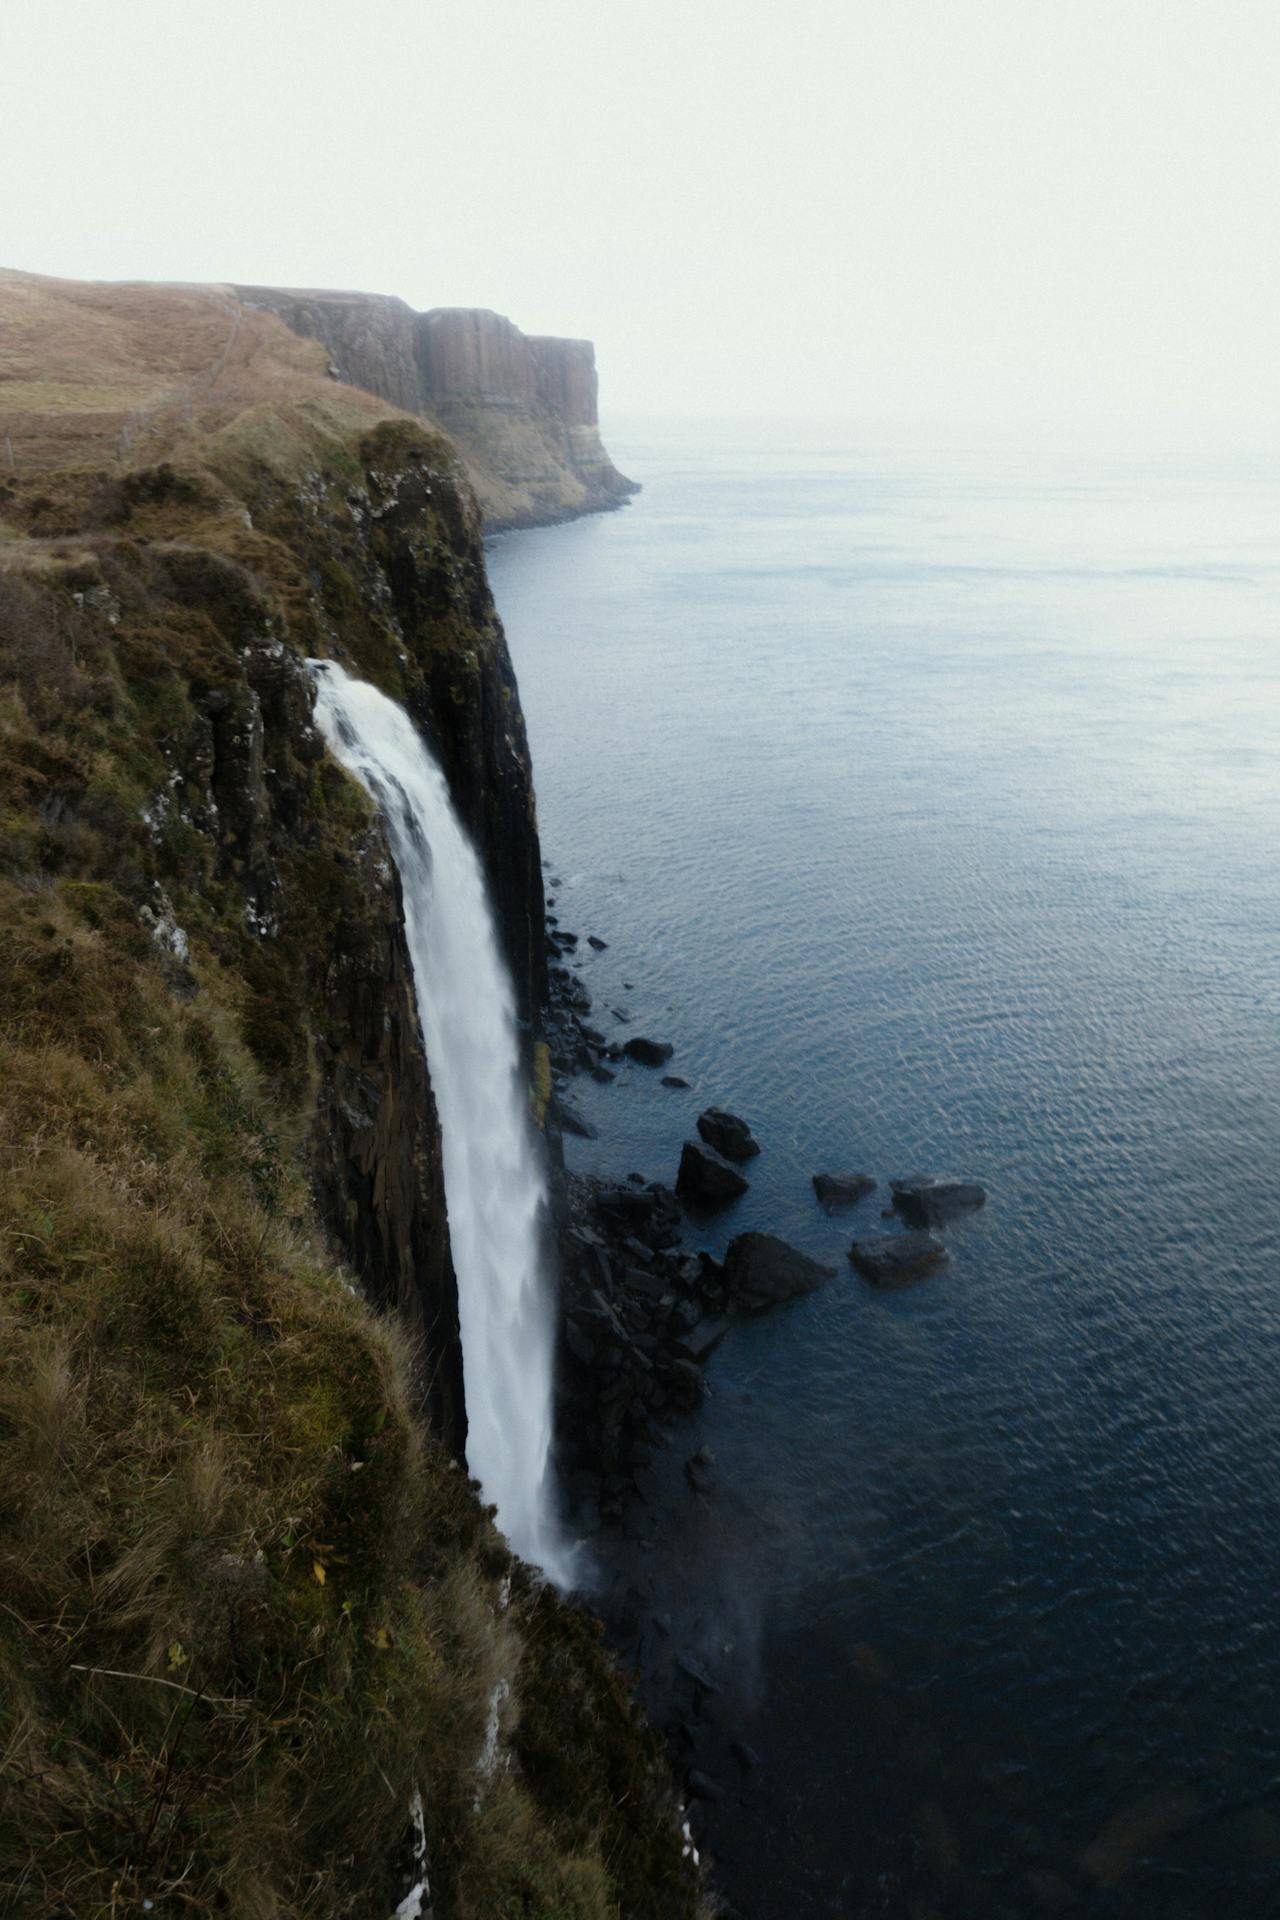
[488, 424, 1280, 1917]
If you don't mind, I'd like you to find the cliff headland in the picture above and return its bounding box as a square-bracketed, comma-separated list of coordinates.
[235, 285, 639, 530]
[0, 268, 694, 1919]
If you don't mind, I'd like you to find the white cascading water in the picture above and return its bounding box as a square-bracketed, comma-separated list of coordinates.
[310, 661, 572, 1586]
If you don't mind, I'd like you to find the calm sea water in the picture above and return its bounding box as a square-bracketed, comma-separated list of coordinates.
[487, 424, 1280, 1918]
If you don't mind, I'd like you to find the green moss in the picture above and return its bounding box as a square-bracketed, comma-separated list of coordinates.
[531, 1036, 553, 1127]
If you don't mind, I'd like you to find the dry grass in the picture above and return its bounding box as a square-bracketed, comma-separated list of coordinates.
[0, 267, 397, 479]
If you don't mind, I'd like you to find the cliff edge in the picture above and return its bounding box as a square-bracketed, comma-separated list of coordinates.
[234, 285, 639, 530]
[0, 268, 696, 1919]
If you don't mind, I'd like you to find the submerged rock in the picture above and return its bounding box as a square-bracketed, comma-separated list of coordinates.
[684, 1446, 716, 1495]
[676, 1141, 748, 1205]
[696, 1107, 760, 1163]
[552, 1096, 597, 1139]
[849, 1231, 949, 1287]
[812, 1171, 876, 1212]
[722, 1232, 835, 1311]
[623, 1035, 674, 1065]
[889, 1176, 986, 1226]
[661, 1074, 691, 1089]
[587, 934, 608, 950]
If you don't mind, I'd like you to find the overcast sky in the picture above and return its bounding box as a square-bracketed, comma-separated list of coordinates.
[4, 0, 1278, 429]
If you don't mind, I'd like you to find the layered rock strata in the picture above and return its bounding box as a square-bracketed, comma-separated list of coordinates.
[236, 285, 639, 529]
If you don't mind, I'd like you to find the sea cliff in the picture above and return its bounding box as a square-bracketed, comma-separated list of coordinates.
[235, 285, 639, 530]
[0, 268, 696, 1918]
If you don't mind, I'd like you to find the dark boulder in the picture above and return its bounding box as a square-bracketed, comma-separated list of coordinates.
[813, 1171, 876, 1212]
[684, 1446, 716, 1495]
[587, 934, 608, 950]
[676, 1141, 748, 1206]
[683, 1316, 731, 1361]
[661, 1074, 691, 1089]
[590, 1181, 682, 1249]
[674, 1654, 719, 1696]
[889, 1176, 986, 1226]
[721, 1232, 835, 1311]
[696, 1107, 760, 1162]
[849, 1231, 949, 1287]
[623, 1035, 673, 1065]
[552, 1096, 597, 1139]
[667, 1358, 705, 1411]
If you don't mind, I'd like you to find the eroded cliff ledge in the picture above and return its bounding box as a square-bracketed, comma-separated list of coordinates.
[235, 285, 639, 530]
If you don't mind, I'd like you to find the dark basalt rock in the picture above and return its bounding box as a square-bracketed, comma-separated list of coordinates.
[721, 1232, 835, 1311]
[587, 934, 608, 950]
[683, 1316, 731, 1361]
[889, 1176, 986, 1226]
[624, 1035, 673, 1065]
[552, 1096, 597, 1140]
[676, 1141, 748, 1205]
[661, 1074, 691, 1089]
[684, 1447, 716, 1495]
[696, 1107, 760, 1163]
[813, 1171, 877, 1212]
[849, 1231, 949, 1287]
[590, 1181, 682, 1248]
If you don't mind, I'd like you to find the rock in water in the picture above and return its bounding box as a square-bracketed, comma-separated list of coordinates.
[889, 1176, 986, 1226]
[696, 1107, 760, 1162]
[590, 1182, 682, 1248]
[812, 1171, 876, 1212]
[676, 1141, 749, 1205]
[722, 1232, 836, 1310]
[661, 1074, 691, 1089]
[849, 1231, 949, 1287]
[552, 1096, 597, 1139]
[684, 1446, 717, 1494]
[623, 1036, 674, 1066]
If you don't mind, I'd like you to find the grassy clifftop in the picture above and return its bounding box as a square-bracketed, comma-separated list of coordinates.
[0, 270, 700, 1919]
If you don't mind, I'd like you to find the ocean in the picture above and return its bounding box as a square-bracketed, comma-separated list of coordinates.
[487, 422, 1280, 1917]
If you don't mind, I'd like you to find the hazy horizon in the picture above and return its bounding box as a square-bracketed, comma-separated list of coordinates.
[4, 0, 1279, 433]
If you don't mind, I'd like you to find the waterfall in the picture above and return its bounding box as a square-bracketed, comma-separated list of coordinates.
[310, 661, 571, 1585]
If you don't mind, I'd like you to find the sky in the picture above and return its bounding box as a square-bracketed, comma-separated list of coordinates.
[3, 0, 1279, 430]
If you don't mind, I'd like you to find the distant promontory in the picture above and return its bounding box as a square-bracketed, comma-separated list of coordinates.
[236, 285, 638, 529]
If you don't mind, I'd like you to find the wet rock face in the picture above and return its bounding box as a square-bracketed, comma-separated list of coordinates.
[676, 1141, 749, 1206]
[812, 1171, 877, 1212]
[416, 308, 540, 409]
[310, 831, 465, 1453]
[411, 601, 549, 1035]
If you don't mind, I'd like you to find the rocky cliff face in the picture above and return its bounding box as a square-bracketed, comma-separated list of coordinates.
[0, 267, 699, 1919]
[236, 285, 639, 530]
